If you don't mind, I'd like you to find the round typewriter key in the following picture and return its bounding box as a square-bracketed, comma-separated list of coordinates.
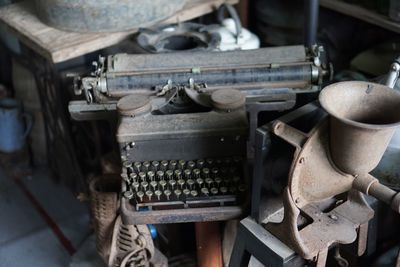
[184, 169, 191, 179]
[147, 171, 155, 181]
[201, 187, 209, 196]
[123, 190, 134, 199]
[164, 190, 172, 200]
[150, 181, 158, 191]
[215, 177, 222, 186]
[166, 170, 173, 180]
[174, 189, 182, 199]
[220, 187, 228, 194]
[138, 172, 146, 181]
[190, 190, 198, 197]
[134, 162, 142, 172]
[123, 161, 132, 170]
[196, 178, 204, 188]
[216, 158, 222, 165]
[196, 159, 205, 168]
[146, 190, 153, 201]
[188, 161, 196, 169]
[174, 169, 182, 179]
[155, 190, 162, 201]
[187, 179, 195, 189]
[137, 191, 144, 202]
[211, 168, 219, 177]
[132, 181, 140, 191]
[152, 161, 159, 170]
[193, 168, 201, 178]
[202, 168, 210, 178]
[205, 178, 214, 188]
[169, 179, 176, 189]
[206, 158, 213, 166]
[169, 160, 177, 170]
[183, 189, 190, 196]
[161, 160, 168, 171]
[141, 181, 149, 191]
[130, 173, 138, 181]
[143, 161, 150, 171]
[178, 160, 186, 169]
[211, 187, 219, 195]
[159, 180, 167, 190]
[233, 156, 241, 163]
[156, 170, 164, 180]
[177, 179, 185, 189]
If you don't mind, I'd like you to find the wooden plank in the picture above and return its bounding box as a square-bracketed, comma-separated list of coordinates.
[0, 0, 237, 63]
[320, 0, 400, 34]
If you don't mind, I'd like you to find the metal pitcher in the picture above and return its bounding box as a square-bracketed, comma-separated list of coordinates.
[0, 98, 33, 153]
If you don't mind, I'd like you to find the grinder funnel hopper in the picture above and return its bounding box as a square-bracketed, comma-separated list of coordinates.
[319, 81, 400, 175]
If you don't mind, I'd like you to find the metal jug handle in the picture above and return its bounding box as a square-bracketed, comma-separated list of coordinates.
[21, 112, 33, 139]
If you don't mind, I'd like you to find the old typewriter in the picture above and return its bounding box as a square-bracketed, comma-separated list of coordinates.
[69, 45, 330, 225]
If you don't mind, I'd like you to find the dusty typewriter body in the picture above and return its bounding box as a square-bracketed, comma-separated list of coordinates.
[69, 45, 330, 224]
[117, 88, 249, 224]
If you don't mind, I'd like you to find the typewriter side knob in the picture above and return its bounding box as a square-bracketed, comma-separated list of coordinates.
[211, 89, 245, 111]
[117, 95, 151, 116]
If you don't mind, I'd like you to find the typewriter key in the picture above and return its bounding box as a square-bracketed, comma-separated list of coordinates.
[178, 160, 186, 170]
[159, 180, 167, 190]
[151, 161, 159, 171]
[166, 170, 174, 180]
[220, 187, 228, 194]
[190, 190, 198, 197]
[177, 179, 185, 189]
[193, 168, 201, 178]
[155, 190, 162, 201]
[169, 179, 176, 189]
[161, 160, 168, 171]
[141, 181, 149, 191]
[123, 190, 134, 199]
[132, 181, 140, 192]
[211, 187, 219, 195]
[196, 159, 205, 168]
[138, 172, 146, 181]
[174, 169, 182, 179]
[201, 187, 209, 196]
[143, 161, 151, 171]
[187, 161, 196, 169]
[150, 181, 158, 191]
[134, 162, 142, 172]
[187, 179, 195, 190]
[169, 160, 177, 170]
[183, 189, 190, 197]
[147, 171, 155, 181]
[146, 190, 153, 201]
[137, 191, 144, 202]
[174, 189, 182, 199]
[156, 171, 164, 180]
[164, 190, 172, 200]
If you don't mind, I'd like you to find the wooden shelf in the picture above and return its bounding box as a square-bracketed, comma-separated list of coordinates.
[0, 0, 237, 63]
[320, 0, 400, 34]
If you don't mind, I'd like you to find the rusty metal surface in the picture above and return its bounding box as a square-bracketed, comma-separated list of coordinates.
[34, 0, 186, 32]
[319, 81, 400, 175]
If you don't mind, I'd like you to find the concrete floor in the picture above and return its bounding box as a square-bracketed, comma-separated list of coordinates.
[0, 166, 103, 267]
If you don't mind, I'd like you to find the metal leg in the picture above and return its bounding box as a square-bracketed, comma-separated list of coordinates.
[229, 217, 304, 267]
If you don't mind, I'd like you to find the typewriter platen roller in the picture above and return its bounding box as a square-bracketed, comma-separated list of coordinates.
[118, 88, 249, 225]
[75, 45, 330, 104]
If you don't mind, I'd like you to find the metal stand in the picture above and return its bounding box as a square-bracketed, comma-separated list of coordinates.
[228, 217, 304, 267]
